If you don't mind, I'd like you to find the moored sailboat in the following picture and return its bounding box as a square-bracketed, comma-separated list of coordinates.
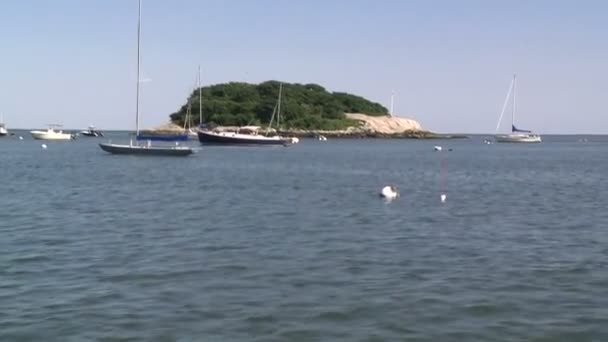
[99, 0, 193, 156]
[494, 74, 541, 143]
[0, 114, 8, 137]
[197, 83, 299, 146]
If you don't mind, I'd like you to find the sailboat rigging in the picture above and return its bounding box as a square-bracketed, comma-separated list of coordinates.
[198, 65, 203, 127]
[494, 74, 541, 143]
[99, 0, 193, 156]
[197, 82, 298, 146]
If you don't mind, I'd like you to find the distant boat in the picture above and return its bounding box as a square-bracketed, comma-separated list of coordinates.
[135, 132, 189, 141]
[197, 83, 299, 146]
[0, 114, 7, 137]
[494, 74, 541, 143]
[187, 65, 203, 138]
[198, 129, 298, 146]
[99, 0, 193, 157]
[135, 67, 203, 142]
[317, 135, 328, 141]
[30, 125, 74, 140]
[80, 125, 104, 137]
[100, 140, 193, 156]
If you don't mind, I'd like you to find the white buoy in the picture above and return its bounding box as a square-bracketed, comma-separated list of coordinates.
[380, 185, 399, 199]
[434, 146, 442, 151]
[440, 194, 447, 203]
[19, 136, 23, 140]
[41, 144, 47, 149]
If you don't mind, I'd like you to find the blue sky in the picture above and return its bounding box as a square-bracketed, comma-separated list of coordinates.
[0, 0, 606, 133]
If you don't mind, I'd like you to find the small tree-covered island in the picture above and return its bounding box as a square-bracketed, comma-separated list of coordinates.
[169, 81, 447, 138]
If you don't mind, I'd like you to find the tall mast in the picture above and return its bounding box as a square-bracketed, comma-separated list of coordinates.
[135, 0, 142, 135]
[277, 83, 283, 129]
[389, 90, 395, 116]
[511, 74, 516, 130]
[198, 65, 202, 125]
[495, 76, 515, 133]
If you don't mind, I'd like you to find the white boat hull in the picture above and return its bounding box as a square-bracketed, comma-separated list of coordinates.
[30, 130, 74, 140]
[495, 134, 542, 143]
[0, 127, 7, 136]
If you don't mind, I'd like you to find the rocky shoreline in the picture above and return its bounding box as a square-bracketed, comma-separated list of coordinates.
[279, 129, 468, 139]
[278, 113, 468, 139]
[160, 113, 469, 139]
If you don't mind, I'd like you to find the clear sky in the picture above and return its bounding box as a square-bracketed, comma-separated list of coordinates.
[0, 0, 606, 133]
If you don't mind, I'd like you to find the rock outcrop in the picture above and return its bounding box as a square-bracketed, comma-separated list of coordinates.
[344, 113, 422, 133]
[279, 113, 429, 138]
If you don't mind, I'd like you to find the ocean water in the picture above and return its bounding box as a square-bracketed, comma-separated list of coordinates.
[1, 132, 607, 341]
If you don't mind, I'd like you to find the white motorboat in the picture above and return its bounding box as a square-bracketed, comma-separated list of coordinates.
[30, 125, 74, 140]
[494, 74, 541, 143]
[80, 125, 104, 137]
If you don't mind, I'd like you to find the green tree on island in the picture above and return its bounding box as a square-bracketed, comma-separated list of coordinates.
[169, 81, 389, 130]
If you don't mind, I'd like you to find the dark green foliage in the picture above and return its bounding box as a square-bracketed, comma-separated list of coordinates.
[170, 81, 388, 130]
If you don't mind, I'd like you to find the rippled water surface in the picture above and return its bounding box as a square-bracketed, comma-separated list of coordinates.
[1, 132, 607, 341]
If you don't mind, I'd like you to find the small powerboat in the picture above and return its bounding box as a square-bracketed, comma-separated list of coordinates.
[80, 126, 104, 137]
[30, 125, 74, 140]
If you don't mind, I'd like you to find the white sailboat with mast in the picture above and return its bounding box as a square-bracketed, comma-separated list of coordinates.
[494, 74, 541, 143]
[99, 0, 193, 156]
[198, 65, 203, 128]
[0, 113, 8, 136]
[186, 66, 203, 137]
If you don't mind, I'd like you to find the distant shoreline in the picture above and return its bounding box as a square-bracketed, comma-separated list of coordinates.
[3, 128, 607, 137]
[278, 129, 469, 139]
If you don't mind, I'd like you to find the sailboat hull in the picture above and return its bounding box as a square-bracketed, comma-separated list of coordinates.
[99, 143, 193, 156]
[495, 134, 542, 143]
[197, 131, 295, 146]
[494, 75, 542, 144]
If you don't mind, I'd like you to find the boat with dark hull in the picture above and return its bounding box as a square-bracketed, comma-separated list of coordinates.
[80, 126, 104, 137]
[197, 130, 297, 146]
[135, 133, 189, 141]
[197, 83, 299, 146]
[100, 141, 193, 156]
[98, 0, 193, 157]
